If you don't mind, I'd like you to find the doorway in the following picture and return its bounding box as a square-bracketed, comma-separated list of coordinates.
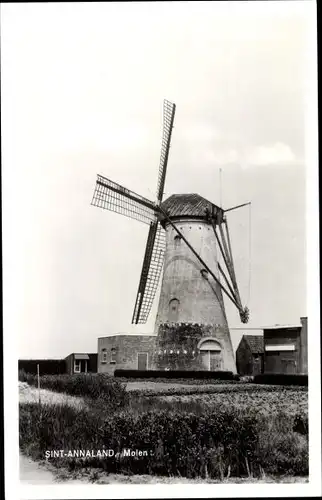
[199, 339, 222, 371]
[253, 356, 262, 375]
[138, 352, 148, 370]
[74, 358, 88, 373]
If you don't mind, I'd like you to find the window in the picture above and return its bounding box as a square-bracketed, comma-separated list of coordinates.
[265, 344, 295, 351]
[74, 359, 81, 373]
[200, 269, 209, 280]
[169, 298, 180, 322]
[101, 348, 107, 363]
[174, 234, 181, 247]
[110, 347, 117, 364]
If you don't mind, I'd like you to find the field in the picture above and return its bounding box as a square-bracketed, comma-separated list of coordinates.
[19, 372, 308, 483]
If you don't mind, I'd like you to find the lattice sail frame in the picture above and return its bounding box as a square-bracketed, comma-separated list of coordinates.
[91, 174, 156, 225]
[156, 100, 176, 202]
[132, 222, 166, 324]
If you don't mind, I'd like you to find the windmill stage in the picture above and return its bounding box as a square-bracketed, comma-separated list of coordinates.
[92, 100, 250, 374]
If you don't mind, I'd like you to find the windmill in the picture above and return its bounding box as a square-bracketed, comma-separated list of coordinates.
[91, 100, 250, 372]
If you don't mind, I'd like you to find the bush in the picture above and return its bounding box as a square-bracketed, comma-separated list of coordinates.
[256, 412, 308, 475]
[114, 370, 235, 380]
[254, 374, 308, 386]
[293, 413, 308, 436]
[19, 402, 259, 479]
[20, 373, 128, 409]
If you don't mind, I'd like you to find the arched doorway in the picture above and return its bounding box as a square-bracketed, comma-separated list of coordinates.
[199, 339, 222, 371]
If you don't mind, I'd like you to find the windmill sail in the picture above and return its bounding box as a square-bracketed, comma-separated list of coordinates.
[91, 174, 156, 225]
[132, 222, 166, 324]
[156, 100, 176, 202]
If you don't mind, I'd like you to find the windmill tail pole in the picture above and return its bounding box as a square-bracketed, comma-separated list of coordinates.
[222, 219, 249, 323]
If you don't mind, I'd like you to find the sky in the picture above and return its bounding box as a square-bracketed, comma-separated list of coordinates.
[2, 1, 316, 359]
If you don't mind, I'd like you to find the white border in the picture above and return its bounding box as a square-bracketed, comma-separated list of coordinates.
[2, 1, 320, 498]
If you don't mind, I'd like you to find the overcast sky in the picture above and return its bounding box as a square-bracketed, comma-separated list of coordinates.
[2, 1, 316, 359]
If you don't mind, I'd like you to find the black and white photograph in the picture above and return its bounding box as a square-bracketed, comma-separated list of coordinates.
[2, 1, 320, 498]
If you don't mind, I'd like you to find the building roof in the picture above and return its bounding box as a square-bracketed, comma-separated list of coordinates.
[243, 335, 264, 354]
[263, 324, 301, 331]
[161, 193, 223, 219]
[98, 334, 156, 339]
[74, 354, 90, 360]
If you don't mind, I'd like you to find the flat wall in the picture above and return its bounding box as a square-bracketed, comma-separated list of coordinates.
[264, 327, 301, 374]
[98, 335, 156, 375]
[19, 359, 66, 375]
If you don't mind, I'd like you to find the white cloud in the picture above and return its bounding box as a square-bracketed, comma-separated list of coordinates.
[245, 142, 297, 166]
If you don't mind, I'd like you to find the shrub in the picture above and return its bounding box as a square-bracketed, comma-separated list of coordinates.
[254, 374, 308, 386]
[114, 370, 235, 380]
[19, 402, 259, 479]
[256, 412, 308, 475]
[293, 413, 308, 436]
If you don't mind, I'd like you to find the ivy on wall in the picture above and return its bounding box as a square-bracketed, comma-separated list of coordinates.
[153, 322, 218, 370]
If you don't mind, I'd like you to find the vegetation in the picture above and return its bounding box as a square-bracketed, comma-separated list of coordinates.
[19, 372, 308, 480]
[19, 400, 308, 479]
[127, 382, 308, 398]
[254, 374, 308, 386]
[19, 371, 128, 410]
[114, 369, 236, 379]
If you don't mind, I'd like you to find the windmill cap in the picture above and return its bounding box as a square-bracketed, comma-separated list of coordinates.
[161, 193, 223, 219]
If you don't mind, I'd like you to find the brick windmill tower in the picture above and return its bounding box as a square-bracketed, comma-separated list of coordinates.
[91, 100, 249, 372]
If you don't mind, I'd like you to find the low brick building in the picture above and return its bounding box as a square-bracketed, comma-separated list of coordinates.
[263, 317, 308, 375]
[64, 353, 98, 375]
[97, 335, 156, 375]
[236, 335, 264, 376]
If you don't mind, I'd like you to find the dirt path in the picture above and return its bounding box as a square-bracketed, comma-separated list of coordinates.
[20, 454, 57, 484]
[19, 454, 308, 484]
[20, 454, 87, 484]
[19, 381, 84, 408]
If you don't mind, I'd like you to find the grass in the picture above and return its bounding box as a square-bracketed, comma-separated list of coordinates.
[19, 370, 128, 410]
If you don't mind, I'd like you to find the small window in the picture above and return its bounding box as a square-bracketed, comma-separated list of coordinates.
[74, 360, 81, 373]
[110, 347, 117, 364]
[200, 269, 208, 280]
[169, 298, 180, 322]
[101, 348, 107, 363]
[174, 234, 181, 247]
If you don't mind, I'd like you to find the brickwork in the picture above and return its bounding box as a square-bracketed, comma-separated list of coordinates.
[153, 218, 236, 372]
[155, 219, 227, 327]
[152, 322, 236, 372]
[98, 335, 156, 375]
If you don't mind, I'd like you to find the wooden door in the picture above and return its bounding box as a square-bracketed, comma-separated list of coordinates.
[210, 351, 222, 371]
[138, 353, 148, 370]
[200, 351, 210, 370]
[253, 357, 261, 375]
